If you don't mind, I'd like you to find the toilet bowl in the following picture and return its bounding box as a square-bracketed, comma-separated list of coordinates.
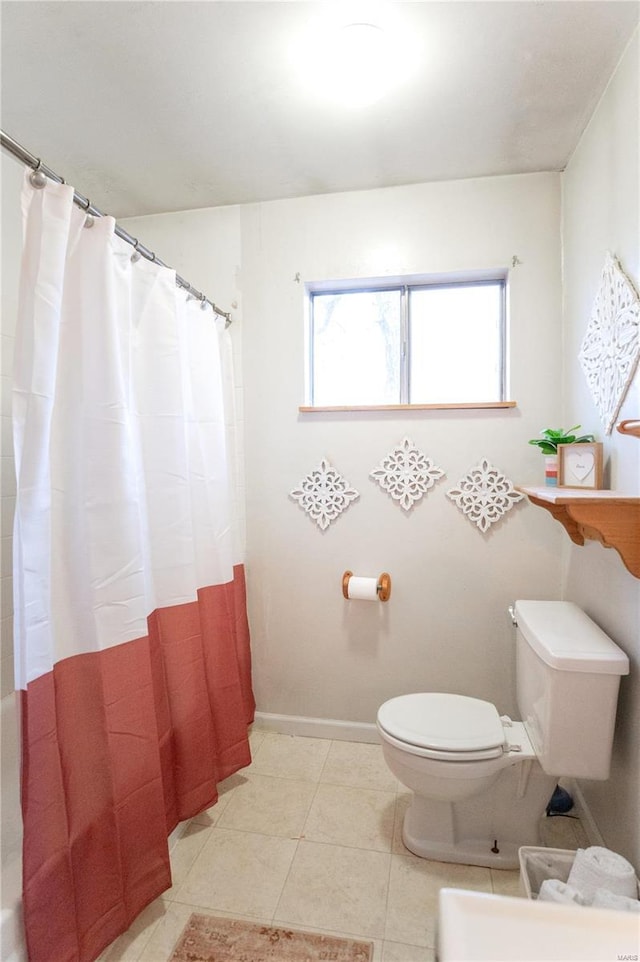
[377, 601, 630, 869]
[378, 693, 535, 800]
[377, 692, 556, 868]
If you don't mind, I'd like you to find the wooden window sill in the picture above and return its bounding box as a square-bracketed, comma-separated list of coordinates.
[298, 401, 518, 413]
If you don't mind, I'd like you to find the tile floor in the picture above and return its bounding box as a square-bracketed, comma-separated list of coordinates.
[98, 730, 589, 962]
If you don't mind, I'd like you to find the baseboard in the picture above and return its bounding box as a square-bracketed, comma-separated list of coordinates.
[564, 777, 605, 846]
[252, 711, 379, 744]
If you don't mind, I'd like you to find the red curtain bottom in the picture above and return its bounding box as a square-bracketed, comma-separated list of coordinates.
[21, 566, 255, 962]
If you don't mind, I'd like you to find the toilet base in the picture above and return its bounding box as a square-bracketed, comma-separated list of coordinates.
[402, 820, 522, 870]
[400, 760, 556, 870]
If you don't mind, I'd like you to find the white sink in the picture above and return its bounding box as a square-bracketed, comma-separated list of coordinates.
[438, 888, 640, 961]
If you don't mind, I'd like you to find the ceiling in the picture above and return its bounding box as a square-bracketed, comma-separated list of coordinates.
[1, 1, 638, 218]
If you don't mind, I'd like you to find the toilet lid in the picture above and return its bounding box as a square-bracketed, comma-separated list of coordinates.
[377, 693, 506, 755]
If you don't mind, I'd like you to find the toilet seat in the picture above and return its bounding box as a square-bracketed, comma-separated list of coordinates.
[377, 693, 507, 762]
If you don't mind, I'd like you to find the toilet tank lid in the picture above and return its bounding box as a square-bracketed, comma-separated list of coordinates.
[514, 601, 630, 674]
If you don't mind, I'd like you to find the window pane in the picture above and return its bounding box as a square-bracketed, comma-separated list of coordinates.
[409, 283, 503, 403]
[312, 290, 402, 405]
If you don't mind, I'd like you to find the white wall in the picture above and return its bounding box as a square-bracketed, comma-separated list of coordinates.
[240, 172, 565, 723]
[562, 29, 640, 868]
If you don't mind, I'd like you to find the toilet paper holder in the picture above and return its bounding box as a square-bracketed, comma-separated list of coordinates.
[342, 570, 392, 602]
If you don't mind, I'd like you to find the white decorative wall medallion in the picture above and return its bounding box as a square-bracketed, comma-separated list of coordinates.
[447, 459, 523, 532]
[579, 252, 640, 434]
[289, 458, 359, 530]
[370, 437, 445, 511]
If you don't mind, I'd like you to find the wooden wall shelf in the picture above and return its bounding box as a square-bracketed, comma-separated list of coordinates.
[517, 486, 640, 579]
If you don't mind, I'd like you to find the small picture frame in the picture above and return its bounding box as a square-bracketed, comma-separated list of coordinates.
[558, 442, 604, 489]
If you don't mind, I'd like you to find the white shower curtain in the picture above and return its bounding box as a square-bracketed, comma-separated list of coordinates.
[13, 172, 254, 962]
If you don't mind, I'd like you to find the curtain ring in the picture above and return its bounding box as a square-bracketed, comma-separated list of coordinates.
[29, 159, 47, 190]
[84, 214, 95, 229]
[130, 239, 142, 263]
[200, 294, 208, 310]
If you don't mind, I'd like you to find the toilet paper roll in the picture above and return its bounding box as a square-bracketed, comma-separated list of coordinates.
[347, 576, 380, 601]
[342, 571, 391, 601]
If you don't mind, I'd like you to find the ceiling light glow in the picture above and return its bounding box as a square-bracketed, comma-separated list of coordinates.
[293, 12, 416, 109]
[330, 23, 389, 107]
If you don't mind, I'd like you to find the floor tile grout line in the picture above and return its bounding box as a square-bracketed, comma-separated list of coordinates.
[270, 830, 304, 924]
[269, 738, 395, 943]
[296, 737, 334, 841]
[126, 905, 171, 962]
[187, 799, 396, 851]
[299, 740, 397, 856]
[316, 736, 334, 780]
[247, 734, 399, 791]
[164, 820, 218, 907]
[269, 737, 330, 925]
[248, 769, 399, 792]
[381, 794, 402, 943]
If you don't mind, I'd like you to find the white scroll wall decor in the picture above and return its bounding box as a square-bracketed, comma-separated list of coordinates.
[370, 437, 445, 511]
[579, 252, 640, 435]
[289, 458, 359, 530]
[447, 459, 523, 532]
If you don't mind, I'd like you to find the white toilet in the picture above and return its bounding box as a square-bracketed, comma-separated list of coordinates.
[377, 600, 630, 869]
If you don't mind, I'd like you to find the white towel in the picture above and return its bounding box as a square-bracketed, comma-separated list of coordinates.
[567, 847, 638, 901]
[538, 878, 586, 905]
[592, 888, 640, 913]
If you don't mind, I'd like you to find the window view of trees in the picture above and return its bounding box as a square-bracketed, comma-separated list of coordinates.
[309, 279, 504, 406]
[312, 289, 402, 405]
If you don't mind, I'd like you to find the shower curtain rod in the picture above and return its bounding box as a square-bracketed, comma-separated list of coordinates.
[1, 129, 232, 325]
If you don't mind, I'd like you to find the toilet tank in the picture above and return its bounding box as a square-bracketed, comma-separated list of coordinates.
[514, 600, 629, 780]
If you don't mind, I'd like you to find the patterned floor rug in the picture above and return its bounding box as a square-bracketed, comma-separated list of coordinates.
[168, 913, 373, 961]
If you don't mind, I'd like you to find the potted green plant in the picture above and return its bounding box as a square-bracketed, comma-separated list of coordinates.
[528, 425, 595, 486]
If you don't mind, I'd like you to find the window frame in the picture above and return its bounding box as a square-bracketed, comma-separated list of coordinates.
[303, 272, 512, 411]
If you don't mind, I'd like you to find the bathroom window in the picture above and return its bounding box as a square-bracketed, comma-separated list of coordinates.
[303, 274, 511, 410]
